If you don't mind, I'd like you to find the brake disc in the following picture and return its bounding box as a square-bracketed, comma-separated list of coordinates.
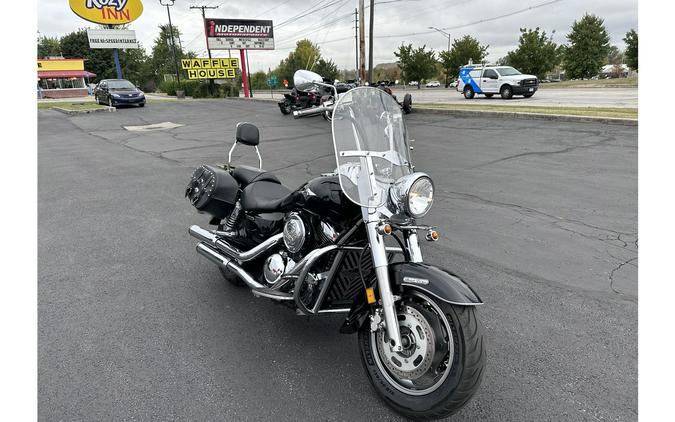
[376, 305, 435, 380]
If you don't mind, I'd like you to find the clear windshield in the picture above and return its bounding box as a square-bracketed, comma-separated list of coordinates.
[331, 87, 412, 208]
[108, 80, 136, 89]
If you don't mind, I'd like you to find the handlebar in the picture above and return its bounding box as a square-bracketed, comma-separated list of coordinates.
[293, 105, 333, 119]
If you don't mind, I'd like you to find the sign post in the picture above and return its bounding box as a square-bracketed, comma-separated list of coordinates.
[204, 18, 274, 98]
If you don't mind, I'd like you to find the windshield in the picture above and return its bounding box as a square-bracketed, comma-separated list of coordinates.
[108, 80, 136, 89]
[496, 67, 522, 76]
[332, 87, 412, 208]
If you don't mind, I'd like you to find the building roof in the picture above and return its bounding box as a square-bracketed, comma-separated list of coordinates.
[38, 70, 96, 79]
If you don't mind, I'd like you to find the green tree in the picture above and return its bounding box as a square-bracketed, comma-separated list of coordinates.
[394, 43, 437, 88]
[438, 35, 489, 80]
[606, 45, 623, 65]
[249, 71, 268, 90]
[149, 24, 189, 84]
[623, 29, 638, 71]
[314, 58, 339, 81]
[504, 28, 560, 79]
[274, 39, 322, 86]
[563, 14, 611, 79]
[38, 35, 61, 58]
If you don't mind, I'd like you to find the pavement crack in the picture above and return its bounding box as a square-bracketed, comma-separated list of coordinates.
[608, 256, 638, 296]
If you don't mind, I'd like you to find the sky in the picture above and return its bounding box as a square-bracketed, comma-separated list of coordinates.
[38, 0, 638, 73]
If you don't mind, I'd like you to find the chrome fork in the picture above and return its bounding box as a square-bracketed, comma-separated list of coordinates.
[365, 216, 403, 352]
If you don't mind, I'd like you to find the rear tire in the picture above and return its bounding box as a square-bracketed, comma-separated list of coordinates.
[500, 85, 513, 99]
[279, 101, 292, 115]
[463, 86, 475, 99]
[358, 290, 486, 420]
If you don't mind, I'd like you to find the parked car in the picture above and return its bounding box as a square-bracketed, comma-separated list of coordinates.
[94, 79, 146, 107]
[408, 81, 419, 86]
[456, 65, 539, 99]
[426, 80, 441, 88]
[449, 80, 458, 88]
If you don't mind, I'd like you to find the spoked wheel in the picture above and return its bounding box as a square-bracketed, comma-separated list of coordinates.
[358, 290, 485, 420]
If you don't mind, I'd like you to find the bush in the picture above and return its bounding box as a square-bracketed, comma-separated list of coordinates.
[218, 82, 240, 98]
[191, 82, 210, 98]
[158, 80, 240, 98]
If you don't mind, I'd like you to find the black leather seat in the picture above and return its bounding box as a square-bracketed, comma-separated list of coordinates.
[231, 165, 280, 186]
[240, 181, 292, 212]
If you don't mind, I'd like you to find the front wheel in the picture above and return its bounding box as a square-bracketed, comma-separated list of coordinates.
[278, 100, 292, 115]
[500, 85, 513, 99]
[358, 290, 485, 420]
[402, 93, 412, 114]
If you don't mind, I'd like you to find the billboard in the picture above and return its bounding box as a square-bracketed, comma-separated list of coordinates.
[69, 0, 144, 25]
[181, 58, 240, 80]
[205, 18, 274, 50]
[87, 29, 140, 49]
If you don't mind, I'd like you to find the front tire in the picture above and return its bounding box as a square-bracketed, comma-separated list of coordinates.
[500, 85, 513, 99]
[279, 100, 292, 115]
[358, 290, 485, 420]
[463, 86, 475, 99]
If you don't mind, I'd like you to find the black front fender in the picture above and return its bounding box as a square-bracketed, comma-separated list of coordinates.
[339, 262, 482, 334]
[390, 262, 483, 305]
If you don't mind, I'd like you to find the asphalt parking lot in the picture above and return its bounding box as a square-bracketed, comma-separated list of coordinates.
[39, 100, 637, 421]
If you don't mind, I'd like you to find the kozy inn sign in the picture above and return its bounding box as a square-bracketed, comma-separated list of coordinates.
[181, 58, 240, 80]
[69, 0, 144, 25]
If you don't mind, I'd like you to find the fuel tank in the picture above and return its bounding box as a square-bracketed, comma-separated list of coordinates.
[299, 175, 361, 224]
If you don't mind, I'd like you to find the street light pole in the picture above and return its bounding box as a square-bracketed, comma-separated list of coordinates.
[161, 0, 181, 84]
[429, 27, 451, 88]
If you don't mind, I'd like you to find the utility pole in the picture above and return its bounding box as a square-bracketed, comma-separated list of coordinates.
[354, 8, 359, 80]
[358, 0, 366, 83]
[160, 0, 180, 83]
[368, 0, 374, 84]
[191, 4, 219, 95]
[429, 27, 451, 87]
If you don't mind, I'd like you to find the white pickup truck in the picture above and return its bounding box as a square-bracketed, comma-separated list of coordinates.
[456, 65, 539, 99]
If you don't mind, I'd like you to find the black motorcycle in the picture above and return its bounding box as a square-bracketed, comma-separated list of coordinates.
[278, 70, 332, 115]
[186, 87, 485, 420]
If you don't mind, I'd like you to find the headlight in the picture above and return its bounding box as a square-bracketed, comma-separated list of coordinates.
[111, 93, 121, 98]
[390, 173, 434, 218]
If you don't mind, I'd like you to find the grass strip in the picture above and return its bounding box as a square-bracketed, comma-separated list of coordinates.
[38, 101, 108, 111]
[419, 103, 637, 120]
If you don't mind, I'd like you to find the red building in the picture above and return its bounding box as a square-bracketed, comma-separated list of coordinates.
[38, 58, 96, 99]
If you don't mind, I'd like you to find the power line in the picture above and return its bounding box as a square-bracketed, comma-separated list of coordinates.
[375, 0, 563, 39]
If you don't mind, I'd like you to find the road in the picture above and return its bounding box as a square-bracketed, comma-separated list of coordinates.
[250, 87, 638, 108]
[39, 100, 637, 421]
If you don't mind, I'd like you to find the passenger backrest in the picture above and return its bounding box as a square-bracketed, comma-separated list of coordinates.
[236, 122, 260, 146]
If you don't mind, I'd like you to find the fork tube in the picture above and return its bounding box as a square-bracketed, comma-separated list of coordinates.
[366, 219, 403, 352]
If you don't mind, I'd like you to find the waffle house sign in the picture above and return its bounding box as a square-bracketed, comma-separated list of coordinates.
[69, 0, 144, 25]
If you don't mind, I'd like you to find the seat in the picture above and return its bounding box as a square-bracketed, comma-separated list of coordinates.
[240, 181, 293, 212]
[231, 165, 280, 186]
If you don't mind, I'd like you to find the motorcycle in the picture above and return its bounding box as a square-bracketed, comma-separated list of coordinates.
[378, 82, 413, 114]
[186, 87, 485, 419]
[278, 70, 333, 115]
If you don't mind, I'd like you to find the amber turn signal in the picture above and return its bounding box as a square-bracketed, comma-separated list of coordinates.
[366, 287, 376, 304]
[426, 230, 439, 241]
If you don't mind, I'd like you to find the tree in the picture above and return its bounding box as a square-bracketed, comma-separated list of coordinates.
[394, 44, 437, 88]
[623, 29, 638, 71]
[38, 35, 61, 58]
[438, 35, 488, 80]
[249, 71, 268, 90]
[314, 58, 339, 81]
[274, 39, 322, 86]
[149, 24, 189, 84]
[563, 14, 610, 79]
[606, 45, 623, 65]
[504, 28, 560, 79]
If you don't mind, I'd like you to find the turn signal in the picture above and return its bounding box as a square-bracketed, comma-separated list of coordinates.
[426, 230, 440, 241]
[366, 287, 376, 304]
[377, 223, 392, 235]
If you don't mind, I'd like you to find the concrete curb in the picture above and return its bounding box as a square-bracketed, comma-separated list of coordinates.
[416, 107, 638, 126]
[52, 106, 115, 115]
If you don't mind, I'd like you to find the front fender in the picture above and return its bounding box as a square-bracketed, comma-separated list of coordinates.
[390, 262, 483, 305]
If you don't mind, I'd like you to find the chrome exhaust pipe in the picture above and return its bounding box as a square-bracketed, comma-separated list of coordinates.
[189, 225, 283, 262]
[196, 242, 264, 289]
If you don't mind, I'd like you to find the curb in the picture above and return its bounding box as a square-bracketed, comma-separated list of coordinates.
[413, 107, 638, 126]
[52, 106, 115, 115]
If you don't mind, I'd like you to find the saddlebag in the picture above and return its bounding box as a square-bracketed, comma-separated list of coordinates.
[185, 165, 238, 218]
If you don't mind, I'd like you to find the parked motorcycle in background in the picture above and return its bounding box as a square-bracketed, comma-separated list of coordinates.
[278, 69, 334, 115]
[186, 87, 485, 419]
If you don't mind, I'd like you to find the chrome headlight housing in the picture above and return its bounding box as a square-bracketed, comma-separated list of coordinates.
[389, 173, 434, 218]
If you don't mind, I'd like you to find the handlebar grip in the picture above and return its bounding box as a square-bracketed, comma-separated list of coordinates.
[293, 105, 332, 119]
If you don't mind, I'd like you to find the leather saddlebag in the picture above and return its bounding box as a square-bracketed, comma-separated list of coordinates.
[185, 165, 238, 218]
